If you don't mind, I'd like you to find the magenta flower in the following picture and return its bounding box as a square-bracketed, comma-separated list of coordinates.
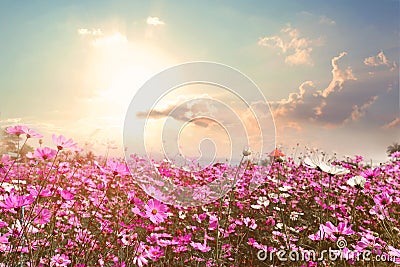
[22, 127, 43, 139]
[107, 160, 129, 176]
[309, 221, 354, 242]
[6, 125, 28, 136]
[50, 254, 71, 267]
[0, 232, 10, 244]
[52, 134, 77, 151]
[360, 168, 380, 179]
[373, 192, 392, 206]
[190, 241, 211, 252]
[335, 221, 355, 235]
[388, 246, 400, 264]
[0, 193, 34, 213]
[28, 147, 57, 161]
[6, 125, 42, 139]
[148, 246, 164, 261]
[144, 199, 168, 224]
[354, 233, 383, 254]
[33, 208, 51, 225]
[133, 243, 149, 267]
[60, 190, 75, 201]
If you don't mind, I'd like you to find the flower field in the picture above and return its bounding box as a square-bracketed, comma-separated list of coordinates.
[0, 126, 399, 266]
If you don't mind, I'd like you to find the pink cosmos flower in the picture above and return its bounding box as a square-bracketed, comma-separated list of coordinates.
[52, 134, 77, 151]
[6, 125, 42, 138]
[147, 246, 164, 261]
[388, 246, 400, 264]
[354, 233, 383, 254]
[309, 221, 354, 242]
[0, 233, 10, 244]
[133, 243, 149, 267]
[360, 168, 380, 179]
[373, 192, 392, 206]
[27, 185, 52, 198]
[22, 127, 43, 139]
[0, 220, 8, 228]
[369, 205, 390, 220]
[208, 214, 218, 231]
[27, 147, 57, 161]
[50, 254, 71, 267]
[0, 193, 34, 213]
[389, 151, 400, 159]
[190, 241, 211, 253]
[106, 160, 129, 176]
[33, 208, 51, 225]
[144, 199, 168, 225]
[6, 125, 28, 136]
[60, 190, 75, 201]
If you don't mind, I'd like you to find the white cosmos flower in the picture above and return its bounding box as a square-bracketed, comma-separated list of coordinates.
[304, 152, 349, 175]
[290, 211, 304, 221]
[251, 196, 270, 209]
[327, 164, 350, 175]
[242, 148, 251, 157]
[278, 185, 293, 192]
[268, 193, 279, 199]
[178, 211, 186, 219]
[347, 175, 366, 189]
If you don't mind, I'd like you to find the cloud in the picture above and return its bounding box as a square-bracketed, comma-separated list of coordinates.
[136, 96, 216, 127]
[0, 117, 22, 125]
[382, 117, 400, 129]
[77, 28, 127, 46]
[77, 28, 103, 36]
[258, 24, 323, 66]
[343, 96, 378, 124]
[146, 16, 165, 26]
[269, 52, 385, 128]
[92, 32, 128, 46]
[276, 81, 314, 106]
[317, 52, 356, 98]
[319, 15, 336, 25]
[364, 51, 397, 71]
[364, 51, 390, 66]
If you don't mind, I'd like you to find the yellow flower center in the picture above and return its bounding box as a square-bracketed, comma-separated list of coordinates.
[152, 209, 158, 215]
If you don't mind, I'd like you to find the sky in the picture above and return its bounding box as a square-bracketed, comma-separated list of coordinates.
[0, 0, 399, 164]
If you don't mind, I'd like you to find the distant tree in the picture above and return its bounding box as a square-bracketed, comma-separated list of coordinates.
[0, 127, 34, 158]
[387, 142, 400, 156]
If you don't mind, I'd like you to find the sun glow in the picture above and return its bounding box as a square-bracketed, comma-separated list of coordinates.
[80, 31, 175, 152]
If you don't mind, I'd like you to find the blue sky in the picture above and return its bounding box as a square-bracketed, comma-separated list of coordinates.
[0, 1, 399, 163]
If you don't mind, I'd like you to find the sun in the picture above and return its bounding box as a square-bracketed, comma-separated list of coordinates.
[79, 31, 175, 151]
[90, 35, 174, 108]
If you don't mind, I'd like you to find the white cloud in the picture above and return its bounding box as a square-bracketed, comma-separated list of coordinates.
[277, 81, 314, 105]
[364, 51, 390, 66]
[77, 28, 103, 36]
[258, 24, 322, 66]
[77, 28, 127, 47]
[92, 32, 128, 46]
[0, 117, 22, 125]
[317, 52, 356, 98]
[382, 117, 400, 129]
[343, 96, 378, 124]
[364, 51, 397, 71]
[319, 15, 336, 25]
[146, 16, 165, 26]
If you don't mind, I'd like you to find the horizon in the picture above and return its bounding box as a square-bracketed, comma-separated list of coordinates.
[0, 1, 399, 164]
